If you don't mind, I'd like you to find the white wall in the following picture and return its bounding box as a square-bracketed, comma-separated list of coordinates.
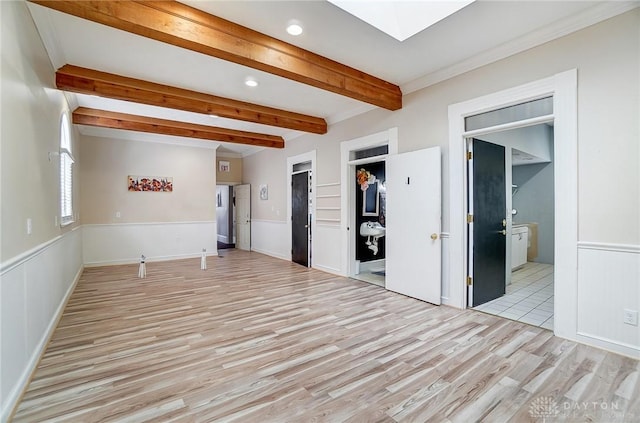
[1, 1, 84, 418]
[243, 9, 640, 357]
[79, 135, 218, 263]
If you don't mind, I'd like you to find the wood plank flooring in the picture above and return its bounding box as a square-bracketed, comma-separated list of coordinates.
[12, 250, 640, 422]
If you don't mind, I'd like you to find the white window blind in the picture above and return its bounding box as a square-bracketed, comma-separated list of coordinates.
[60, 115, 74, 225]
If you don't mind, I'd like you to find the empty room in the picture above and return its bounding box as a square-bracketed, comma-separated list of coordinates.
[2, 0, 639, 421]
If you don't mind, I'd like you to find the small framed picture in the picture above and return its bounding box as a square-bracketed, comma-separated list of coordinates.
[219, 160, 230, 172]
[259, 184, 268, 200]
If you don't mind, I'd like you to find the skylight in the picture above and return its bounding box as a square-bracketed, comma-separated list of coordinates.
[327, 0, 475, 42]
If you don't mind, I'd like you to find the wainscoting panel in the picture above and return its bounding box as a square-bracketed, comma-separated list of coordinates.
[82, 221, 217, 266]
[0, 227, 83, 421]
[577, 242, 639, 358]
[250, 219, 289, 260]
[313, 224, 342, 275]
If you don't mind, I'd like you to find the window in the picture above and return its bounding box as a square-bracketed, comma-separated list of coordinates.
[60, 113, 74, 225]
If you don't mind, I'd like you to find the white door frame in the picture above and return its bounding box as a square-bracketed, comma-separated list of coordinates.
[448, 69, 577, 340]
[340, 128, 398, 277]
[287, 150, 316, 264]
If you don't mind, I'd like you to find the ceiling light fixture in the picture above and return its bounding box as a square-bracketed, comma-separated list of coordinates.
[286, 21, 303, 36]
[244, 77, 258, 87]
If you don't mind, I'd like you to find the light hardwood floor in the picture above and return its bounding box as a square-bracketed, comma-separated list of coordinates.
[13, 250, 639, 422]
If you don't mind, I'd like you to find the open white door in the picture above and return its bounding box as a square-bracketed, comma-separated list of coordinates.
[386, 147, 441, 304]
[235, 184, 251, 251]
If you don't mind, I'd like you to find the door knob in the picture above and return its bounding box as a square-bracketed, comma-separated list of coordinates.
[430, 233, 438, 240]
[501, 229, 506, 236]
[502, 219, 507, 227]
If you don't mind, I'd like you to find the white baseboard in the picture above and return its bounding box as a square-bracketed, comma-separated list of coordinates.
[575, 332, 639, 360]
[313, 263, 342, 276]
[250, 247, 290, 261]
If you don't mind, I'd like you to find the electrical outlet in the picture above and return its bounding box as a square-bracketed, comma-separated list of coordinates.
[115, 211, 121, 218]
[623, 309, 638, 326]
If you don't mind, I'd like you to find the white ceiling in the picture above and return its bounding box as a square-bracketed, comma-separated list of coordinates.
[27, 1, 636, 156]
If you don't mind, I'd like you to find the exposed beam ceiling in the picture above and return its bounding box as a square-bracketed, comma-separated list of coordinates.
[57, 64, 327, 134]
[73, 107, 285, 149]
[32, 0, 403, 111]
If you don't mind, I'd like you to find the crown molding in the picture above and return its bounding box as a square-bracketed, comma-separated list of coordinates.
[401, 1, 639, 95]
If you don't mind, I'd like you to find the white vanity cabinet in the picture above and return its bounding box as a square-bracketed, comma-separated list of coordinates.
[511, 225, 528, 269]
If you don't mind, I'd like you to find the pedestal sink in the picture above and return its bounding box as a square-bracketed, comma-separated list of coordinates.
[360, 221, 385, 255]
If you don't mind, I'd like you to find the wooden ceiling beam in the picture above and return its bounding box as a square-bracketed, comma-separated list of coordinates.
[72, 107, 284, 149]
[32, 0, 402, 110]
[57, 65, 327, 134]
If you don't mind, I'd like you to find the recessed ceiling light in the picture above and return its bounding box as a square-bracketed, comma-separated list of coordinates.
[209, 114, 219, 118]
[286, 21, 303, 36]
[244, 77, 258, 87]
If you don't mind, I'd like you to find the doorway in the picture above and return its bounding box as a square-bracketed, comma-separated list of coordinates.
[468, 124, 555, 330]
[216, 185, 235, 250]
[340, 129, 397, 286]
[292, 166, 311, 267]
[287, 151, 316, 268]
[449, 70, 577, 338]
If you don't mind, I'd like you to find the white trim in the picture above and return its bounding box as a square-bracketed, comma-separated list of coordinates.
[340, 128, 398, 277]
[575, 333, 640, 360]
[401, 2, 638, 95]
[317, 182, 340, 188]
[0, 226, 81, 275]
[448, 70, 578, 343]
[578, 242, 640, 254]
[286, 150, 317, 266]
[347, 155, 390, 166]
[314, 264, 343, 275]
[462, 114, 554, 139]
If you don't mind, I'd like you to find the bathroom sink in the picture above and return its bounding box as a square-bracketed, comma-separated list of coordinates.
[360, 221, 385, 237]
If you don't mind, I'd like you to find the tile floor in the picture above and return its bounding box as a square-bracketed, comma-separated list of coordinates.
[474, 262, 554, 330]
[352, 270, 385, 287]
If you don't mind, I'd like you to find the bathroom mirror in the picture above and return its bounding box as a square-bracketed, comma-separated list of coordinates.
[362, 181, 379, 216]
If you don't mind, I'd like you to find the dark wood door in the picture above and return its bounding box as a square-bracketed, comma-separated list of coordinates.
[292, 171, 309, 267]
[471, 139, 506, 307]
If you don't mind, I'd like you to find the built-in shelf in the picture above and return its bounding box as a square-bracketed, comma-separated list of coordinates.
[317, 182, 340, 188]
[317, 194, 340, 198]
[316, 218, 340, 222]
[316, 206, 340, 211]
